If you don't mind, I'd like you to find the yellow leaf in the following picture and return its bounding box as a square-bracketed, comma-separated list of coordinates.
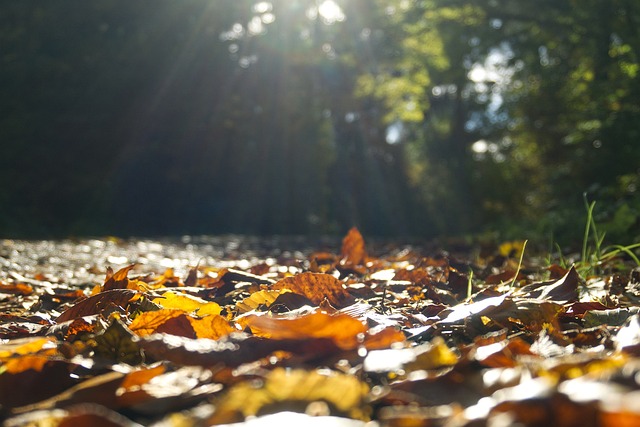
[188, 315, 237, 340]
[152, 291, 221, 316]
[212, 368, 370, 422]
[236, 289, 288, 313]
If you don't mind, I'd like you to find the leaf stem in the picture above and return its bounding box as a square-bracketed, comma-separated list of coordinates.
[510, 240, 528, 288]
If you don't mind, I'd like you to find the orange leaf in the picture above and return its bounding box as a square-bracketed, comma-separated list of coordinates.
[272, 272, 354, 308]
[0, 282, 33, 295]
[129, 309, 183, 337]
[340, 227, 367, 266]
[4, 355, 51, 374]
[117, 364, 166, 405]
[364, 327, 406, 350]
[188, 315, 236, 340]
[241, 311, 367, 349]
[0, 337, 56, 360]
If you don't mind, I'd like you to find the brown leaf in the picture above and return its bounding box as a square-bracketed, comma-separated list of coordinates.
[6, 405, 140, 427]
[103, 264, 137, 292]
[340, 227, 367, 266]
[484, 270, 524, 285]
[184, 265, 199, 288]
[474, 337, 535, 368]
[272, 272, 355, 308]
[155, 314, 197, 339]
[138, 332, 339, 367]
[537, 265, 581, 303]
[0, 358, 76, 409]
[11, 365, 167, 414]
[55, 289, 138, 323]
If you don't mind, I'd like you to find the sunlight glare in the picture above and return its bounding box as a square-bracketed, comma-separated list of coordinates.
[318, 0, 345, 24]
[253, 1, 272, 14]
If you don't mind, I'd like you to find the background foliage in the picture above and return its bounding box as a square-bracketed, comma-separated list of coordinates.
[1, 0, 639, 244]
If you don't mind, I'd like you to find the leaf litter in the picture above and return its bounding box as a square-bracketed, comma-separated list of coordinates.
[1, 231, 640, 426]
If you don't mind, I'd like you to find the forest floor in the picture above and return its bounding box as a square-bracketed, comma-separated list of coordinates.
[1, 229, 640, 426]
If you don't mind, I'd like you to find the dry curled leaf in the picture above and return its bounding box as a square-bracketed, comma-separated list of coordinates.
[272, 272, 355, 308]
[56, 289, 138, 323]
[340, 227, 367, 267]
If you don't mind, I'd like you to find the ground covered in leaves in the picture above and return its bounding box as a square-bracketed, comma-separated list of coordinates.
[1, 230, 640, 426]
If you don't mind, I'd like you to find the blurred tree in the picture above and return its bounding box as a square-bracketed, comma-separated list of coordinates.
[1, 0, 638, 241]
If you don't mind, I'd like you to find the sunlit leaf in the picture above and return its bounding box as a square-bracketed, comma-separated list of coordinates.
[129, 309, 184, 337]
[152, 291, 222, 316]
[272, 272, 354, 308]
[537, 265, 581, 303]
[363, 327, 406, 350]
[210, 368, 370, 422]
[56, 289, 138, 323]
[616, 314, 640, 354]
[188, 314, 236, 340]
[364, 337, 457, 373]
[498, 241, 526, 258]
[102, 264, 137, 292]
[473, 338, 534, 368]
[236, 289, 287, 313]
[437, 294, 512, 324]
[584, 307, 640, 328]
[340, 227, 367, 267]
[241, 311, 367, 349]
[0, 282, 33, 295]
[0, 336, 57, 360]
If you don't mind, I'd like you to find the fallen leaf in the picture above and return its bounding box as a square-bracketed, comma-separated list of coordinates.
[236, 289, 287, 313]
[152, 291, 222, 316]
[129, 309, 184, 337]
[188, 314, 236, 340]
[364, 337, 457, 373]
[584, 307, 640, 328]
[0, 282, 33, 295]
[93, 318, 143, 364]
[139, 332, 341, 367]
[241, 311, 367, 349]
[272, 272, 354, 308]
[56, 289, 138, 323]
[340, 227, 367, 267]
[103, 264, 137, 292]
[209, 368, 370, 423]
[0, 358, 77, 409]
[0, 336, 57, 360]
